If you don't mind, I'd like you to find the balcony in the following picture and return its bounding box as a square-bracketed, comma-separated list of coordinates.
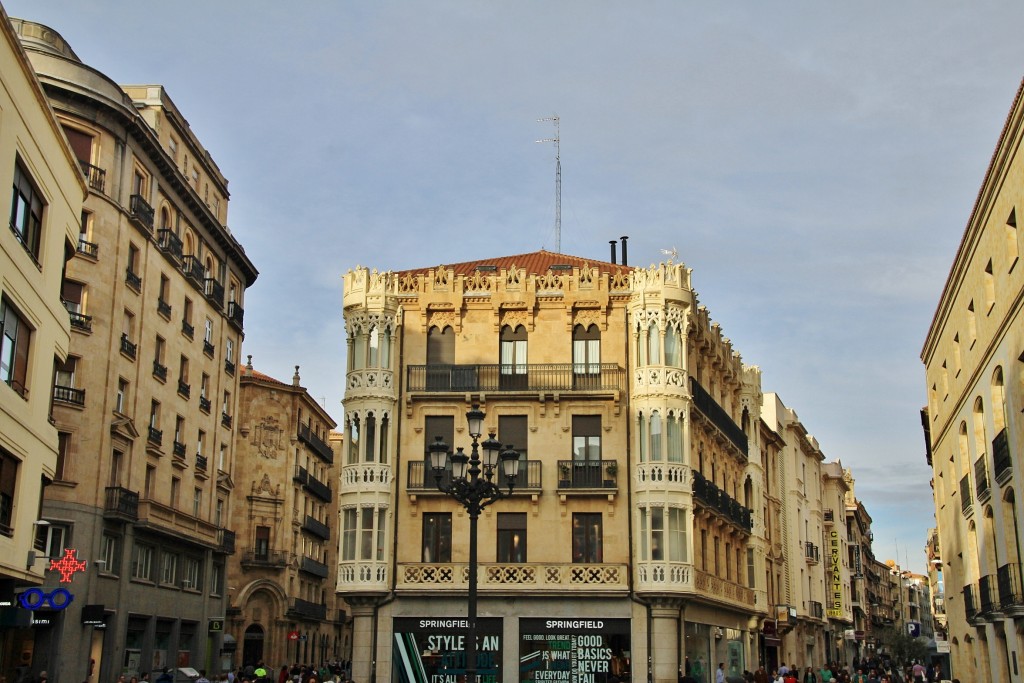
[998, 563, 1024, 615]
[398, 561, 626, 594]
[153, 361, 167, 382]
[556, 460, 618, 489]
[177, 380, 191, 399]
[228, 301, 244, 329]
[120, 334, 137, 360]
[129, 194, 154, 230]
[173, 440, 186, 458]
[204, 279, 224, 310]
[993, 428, 1012, 484]
[76, 238, 98, 259]
[203, 339, 215, 357]
[979, 573, 999, 616]
[225, 359, 236, 376]
[805, 542, 820, 564]
[104, 486, 139, 521]
[302, 515, 331, 541]
[241, 548, 289, 569]
[157, 298, 172, 318]
[148, 427, 163, 445]
[221, 412, 232, 428]
[293, 466, 332, 502]
[68, 310, 92, 332]
[964, 583, 980, 622]
[182, 320, 194, 339]
[300, 556, 330, 579]
[689, 377, 748, 456]
[53, 385, 85, 406]
[406, 363, 626, 393]
[78, 160, 105, 193]
[199, 396, 211, 413]
[408, 460, 542, 492]
[691, 470, 753, 532]
[157, 229, 183, 261]
[125, 268, 142, 291]
[289, 597, 327, 621]
[299, 424, 334, 464]
[809, 600, 824, 619]
[960, 473, 973, 515]
[181, 255, 204, 285]
[823, 509, 834, 523]
[197, 454, 208, 471]
[217, 528, 236, 554]
[975, 456, 991, 502]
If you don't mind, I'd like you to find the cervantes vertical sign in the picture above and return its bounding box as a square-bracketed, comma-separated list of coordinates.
[827, 530, 843, 618]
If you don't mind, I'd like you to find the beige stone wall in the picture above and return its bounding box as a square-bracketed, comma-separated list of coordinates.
[0, 7, 84, 591]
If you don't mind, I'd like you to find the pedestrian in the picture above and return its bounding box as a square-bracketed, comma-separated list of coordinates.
[196, 671, 210, 683]
[803, 667, 817, 683]
[717, 663, 726, 683]
[753, 665, 769, 683]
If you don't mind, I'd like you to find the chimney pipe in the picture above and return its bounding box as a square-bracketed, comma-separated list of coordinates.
[620, 236, 629, 266]
[609, 240, 617, 265]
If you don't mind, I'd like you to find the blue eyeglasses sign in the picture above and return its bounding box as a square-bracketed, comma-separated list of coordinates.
[18, 588, 73, 611]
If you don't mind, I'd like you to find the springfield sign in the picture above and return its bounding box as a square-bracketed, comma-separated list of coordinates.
[827, 530, 843, 618]
[393, 617, 502, 683]
[519, 618, 630, 683]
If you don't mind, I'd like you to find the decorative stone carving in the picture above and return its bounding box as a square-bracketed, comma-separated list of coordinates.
[253, 417, 283, 459]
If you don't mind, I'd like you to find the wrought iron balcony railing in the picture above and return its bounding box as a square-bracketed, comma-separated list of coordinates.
[68, 310, 92, 332]
[181, 255, 204, 284]
[157, 298, 172, 318]
[182, 320, 195, 339]
[104, 486, 139, 520]
[299, 424, 334, 464]
[148, 427, 163, 445]
[294, 466, 332, 502]
[197, 454, 208, 471]
[173, 440, 186, 458]
[203, 340, 215, 357]
[299, 556, 329, 579]
[241, 548, 288, 568]
[153, 361, 167, 382]
[199, 396, 211, 413]
[129, 194, 154, 230]
[217, 528, 236, 554]
[289, 597, 327, 621]
[204, 279, 224, 310]
[979, 573, 998, 614]
[78, 160, 106, 193]
[805, 542, 820, 563]
[689, 377, 748, 455]
[691, 470, 753, 531]
[407, 460, 542, 491]
[53, 385, 85, 406]
[228, 301, 244, 329]
[225, 359, 236, 375]
[178, 380, 191, 398]
[302, 515, 331, 541]
[556, 460, 618, 489]
[960, 473, 973, 515]
[964, 583, 979, 621]
[76, 238, 98, 258]
[407, 363, 625, 393]
[998, 562, 1024, 611]
[993, 428, 1012, 483]
[221, 412, 232, 428]
[120, 334, 137, 359]
[809, 600, 824, 619]
[975, 456, 990, 501]
[157, 229, 183, 261]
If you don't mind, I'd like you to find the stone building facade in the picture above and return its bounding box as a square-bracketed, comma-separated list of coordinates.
[13, 17, 257, 683]
[922, 76, 1024, 683]
[226, 361, 346, 669]
[0, 6, 85, 681]
[339, 251, 767, 683]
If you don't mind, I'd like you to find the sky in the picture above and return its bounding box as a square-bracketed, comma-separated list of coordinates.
[10, 0, 1024, 574]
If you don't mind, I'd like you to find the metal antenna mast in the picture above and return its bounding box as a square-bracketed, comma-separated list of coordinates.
[536, 115, 561, 253]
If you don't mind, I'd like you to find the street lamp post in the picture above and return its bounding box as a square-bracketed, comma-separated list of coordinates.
[428, 404, 520, 683]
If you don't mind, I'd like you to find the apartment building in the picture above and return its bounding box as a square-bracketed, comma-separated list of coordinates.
[921, 76, 1024, 683]
[0, 5, 85, 679]
[821, 462, 853, 664]
[226, 360, 345, 669]
[339, 249, 767, 683]
[13, 17, 257, 683]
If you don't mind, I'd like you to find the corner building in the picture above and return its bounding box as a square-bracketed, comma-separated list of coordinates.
[340, 251, 767, 683]
[922, 76, 1024, 683]
[14, 18, 257, 683]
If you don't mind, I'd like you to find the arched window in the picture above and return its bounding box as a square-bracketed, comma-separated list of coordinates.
[573, 324, 600, 387]
[379, 324, 392, 369]
[160, 207, 172, 231]
[647, 322, 660, 366]
[346, 415, 360, 465]
[973, 397, 987, 459]
[500, 325, 527, 389]
[368, 325, 380, 368]
[637, 411, 647, 463]
[378, 414, 390, 464]
[991, 367, 1007, 433]
[352, 328, 367, 370]
[426, 326, 454, 389]
[664, 324, 681, 367]
[365, 413, 377, 463]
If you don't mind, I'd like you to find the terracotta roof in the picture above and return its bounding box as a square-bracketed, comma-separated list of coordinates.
[245, 368, 289, 387]
[397, 249, 633, 278]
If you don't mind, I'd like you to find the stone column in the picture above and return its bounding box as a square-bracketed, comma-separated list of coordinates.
[348, 599, 378, 683]
[650, 598, 683, 683]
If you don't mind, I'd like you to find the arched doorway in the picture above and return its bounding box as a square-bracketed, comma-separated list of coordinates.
[242, 624, 265, 668]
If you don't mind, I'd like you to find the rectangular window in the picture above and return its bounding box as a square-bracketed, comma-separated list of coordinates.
[669, 507, 687, 562]
[144, 465, 155, 499]
[36, 523, 66, 558]
[131, 543, 154, 580]
[62, 280, 85, 314]
[572, 513, 602, 563]
[360, 507, 374, 560]
[160, 551, 178, 585]
[0, 299, 32, 397]
[215, 498, 224, 527]
[193, 487, 202, 517]
[424, 416, 455, 464]
[571, 415, 602, 487]
[116, 379, 128, 414]
[182, 556, 201, 590]
[255, 525, 270, 560]
[497, 512, 527, 563]
[55, 356, 77, 389]
[211, 562, 224, 596]
[170, 477, 180, 509]
[204, 317, 213, 343]
[10, 160, 45, 259]
[226, 338, 234, 363]
[109, 449, 123, 487]
[341, 509, 356, 561]
[650, 507, 664, 561]
[376, 508, 387, 561]
[101, 533, 119, 573]
[422, 512, 452, 563]
[56, 432, 70, 481]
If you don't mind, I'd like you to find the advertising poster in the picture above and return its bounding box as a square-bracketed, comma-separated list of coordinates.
[519, 618, 631, 683]
[393, 617, 503, 683]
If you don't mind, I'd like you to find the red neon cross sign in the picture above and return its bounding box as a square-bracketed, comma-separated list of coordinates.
[48, 548, 87, 583]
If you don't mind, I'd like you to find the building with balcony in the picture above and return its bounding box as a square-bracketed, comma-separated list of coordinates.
[12, 16, 257, 683]
[921, 76, 1024, 683]
[844, 478, 875, 662]
[0, 6, 86, 681]
[340, 249, 768, 683]
[225, 360, 345, 669]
